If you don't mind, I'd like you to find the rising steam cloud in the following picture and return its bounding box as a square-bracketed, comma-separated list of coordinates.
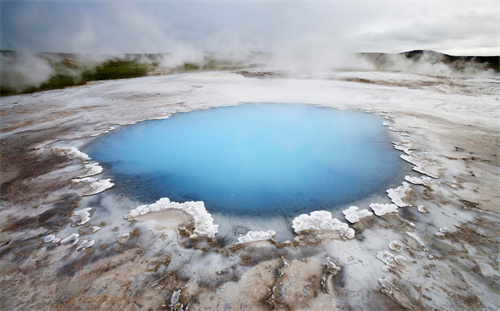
[0, 53, 54, 91]
[0, 1, 497, 94]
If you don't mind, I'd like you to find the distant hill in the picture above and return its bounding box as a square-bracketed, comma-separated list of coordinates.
[1, 50, 497, 96]
[358, 50, 499, 72]
[0, 50, 255, 96]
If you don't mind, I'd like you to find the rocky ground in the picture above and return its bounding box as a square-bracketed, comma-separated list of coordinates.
[1, 70, 499, 310]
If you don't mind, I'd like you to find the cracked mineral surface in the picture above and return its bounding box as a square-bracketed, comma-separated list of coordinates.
[1, 70, 499, 310]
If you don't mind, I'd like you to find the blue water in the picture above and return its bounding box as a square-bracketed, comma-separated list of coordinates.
[85, 103, 403, 216]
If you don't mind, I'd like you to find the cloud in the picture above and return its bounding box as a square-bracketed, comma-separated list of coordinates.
[353, 9, 498, 55]
[0, 1, 497, 56]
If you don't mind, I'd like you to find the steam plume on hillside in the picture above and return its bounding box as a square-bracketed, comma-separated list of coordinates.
[0, 52, 54, 92]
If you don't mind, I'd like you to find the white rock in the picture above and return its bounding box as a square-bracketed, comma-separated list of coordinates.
[405, 175, 434, 186]
[125, 198, 219, 238]
[53, 147, 90, 161]
[43, 235, 55, 243]
[394, 255, 407, 266]
[407, 232, 428, 251]
[401, 154, 439, 178]
[73, 177, 114, 196]
[292, 211, 355, 240]
[237, 230, 276, 244]
[61, 233, 80, 246]
[417, 205, 429, 213]
[342, 206, 373, 223]
[369, 203, 399, 216]
[378, 278, 394, 294]
[389, 241, 404, 252]
[76, 239, 95, 251]
[387, 182, 413, 207]
[377, 250, 396, 267]
[118, 233, 130, 244]
[70, 207, 92, 226]
[78, 163, 103, 178]
[393, 142, 412, 154]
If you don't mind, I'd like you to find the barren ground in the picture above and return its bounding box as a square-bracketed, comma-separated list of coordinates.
[1, 71, 499, 310]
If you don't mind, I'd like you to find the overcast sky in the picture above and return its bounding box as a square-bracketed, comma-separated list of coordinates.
[1, 1, 498, 56]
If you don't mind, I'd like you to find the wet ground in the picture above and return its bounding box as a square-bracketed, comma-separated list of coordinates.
[1, 70, 499, 310]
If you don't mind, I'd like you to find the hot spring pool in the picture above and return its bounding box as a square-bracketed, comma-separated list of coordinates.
[85, 103, 404, 215]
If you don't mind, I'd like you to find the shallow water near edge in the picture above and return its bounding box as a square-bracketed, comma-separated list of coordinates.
[85, 103, 405, 216]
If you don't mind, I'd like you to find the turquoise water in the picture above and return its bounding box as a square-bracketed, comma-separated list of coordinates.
[85, 103, 403, 215]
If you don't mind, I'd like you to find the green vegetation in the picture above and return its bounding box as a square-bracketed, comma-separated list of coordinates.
[81, 59, 153, 81]
[24, 73, 82, 94]
[179, 62, 201, 71]
[0, 54, 155, 97]
[0, 51, 249, 96]
[173, 59, 246, 72]
[201, 59, 244, 71]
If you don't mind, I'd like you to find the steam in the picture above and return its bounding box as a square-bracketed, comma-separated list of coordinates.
[355, 51, 496, 76]
[157, 46, 204, 69]
[0, 52, 54, 91]
[1, 1, 497, 95]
